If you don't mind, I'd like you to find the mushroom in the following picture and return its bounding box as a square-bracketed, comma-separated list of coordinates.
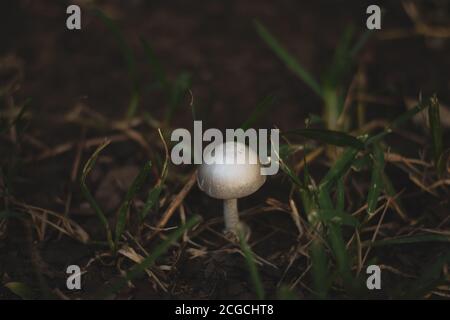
[197, 141, 266, 235]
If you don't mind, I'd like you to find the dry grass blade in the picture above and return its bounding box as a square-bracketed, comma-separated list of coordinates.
[12, 201, 89, 243]
[151, 170, 197, 238]
[118, 245, 168, 292]
[97, 215, 201, 298]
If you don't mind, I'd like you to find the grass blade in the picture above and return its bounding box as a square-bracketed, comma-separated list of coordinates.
[317, 188, 352, 286]
[279, 158, 319, 222]
[391, 97, 430, 128]
[241, 94, 277, 130]
[336, 178, 345, 212]
[254, 20, 322, 97]
[350, 29, 373, 57]
[278, 158, 304, 189]
[140, 37, 168, 89]
[4, 282, 35, 300]
[301, 161, 320, 224]
[323, 26, 354, 90]
[277, 286, 298, 300]
[115, 161, 152, 245]
[367, 143, 384, 215]
[80, 140, 114, 251]
[140, 185, 163, 220]
[140, 129, 169, 220]
[381, 172, 407, 218]
[317, 209, 359, 227]
[365, 97, 433, 147]
[319, 147, 359, 190]
[428, 95, 444, 176]
[165, 72, 191, 124]
[328, 223, 352, 284]
[310, 239, 329, 299]
[284, 128, 364, 150]
[238, 230, 265, 299]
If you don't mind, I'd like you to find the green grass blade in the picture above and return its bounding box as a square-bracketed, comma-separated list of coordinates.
[97, 215, 201, 298]
[279, 160, 303, 188]
[140, 37, 168, 89]
[381, 172, 407, 217]
[319, 147, 359, 190]
[301, 162, 320, 224]
[322, 87, 343, 130]
[241, 94, 276, 130]
[140, 130, 169, 220]
[310, 239, 329, 299]
[364, 131, 390, 147]
[365, 97, 432, 147]
[328, 223, 351, 283]
[323, 26, 354, 89]
[351, 29, 373, 57]
[351, 153, 371, 172]
[336, 178, 345, 212]
[428, 95, 444, 176]
[238, 230, 265, 299]
[318, 186, 334, 210]
[391, 97, 430, 128]
[95, 9, 140, 119]
[165, 72, 191, 124]
[254, 20, 322, 97]
[284, 128, 365, 150]
[367, 143, 385, 215]
[127, 91, 140, 120]
[140, 185, 163, 220]
[321, 26, 355, 130]
[279, 158, 319, 222]
[277, 285, 299, 300]
[4, 282, 35, 300]
[317, 188, 352, 286]
[277, 285, 298, 300]
[115, 161, 152, 245]
[80, 140, 114, 251]
[317, 209, 359, 227]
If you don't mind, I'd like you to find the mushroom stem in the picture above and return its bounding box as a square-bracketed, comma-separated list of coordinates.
[223, 198, 239, 233]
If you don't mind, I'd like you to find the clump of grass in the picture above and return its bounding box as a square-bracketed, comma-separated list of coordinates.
[96, 9, 191, 124]
[80, 130, 170, 252]
[278, 94, 448, 298]
[97, 215, 202, 298]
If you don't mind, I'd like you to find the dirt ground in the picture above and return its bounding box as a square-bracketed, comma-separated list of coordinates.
[0, 0, 449, 299]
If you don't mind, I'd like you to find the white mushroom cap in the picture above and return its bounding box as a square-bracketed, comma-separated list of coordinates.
[197, 141, 266, 200]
